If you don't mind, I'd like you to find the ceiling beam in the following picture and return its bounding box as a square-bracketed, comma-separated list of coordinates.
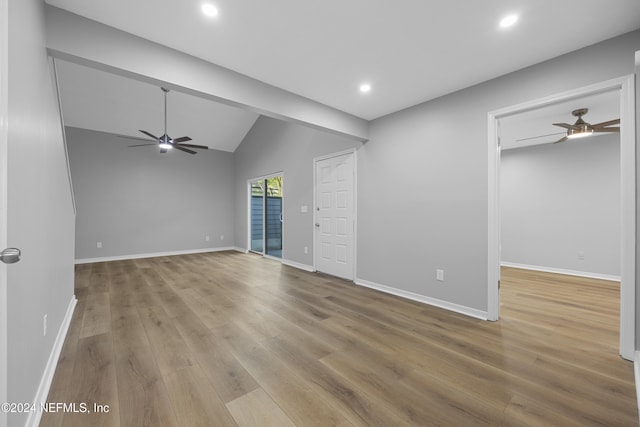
[44, 5, 369, 142]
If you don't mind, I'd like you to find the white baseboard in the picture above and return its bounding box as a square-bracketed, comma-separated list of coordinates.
[355, 278, 488, 320]
[26, 295, 77, 427]
[281, 259, 315, 272]
[501, 262, 620, 282]
[635, 351, 640, 423]
[75, 246, 238, 264]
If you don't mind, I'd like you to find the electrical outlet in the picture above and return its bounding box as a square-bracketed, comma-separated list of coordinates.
[220, 235, 224, 241]
[304, 246, 308, 254]
[436, 269, 444, 282]
[96, 242, 102, 249]
[578, 251, 585, 260]
[205, 235, 210, 241]
[43, 314, 47, 337]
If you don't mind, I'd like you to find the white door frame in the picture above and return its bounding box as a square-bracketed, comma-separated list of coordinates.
[247, 172, 284, 259]
[313, 148, 357, 280]
[0, 0, 8, 419]
[487, 75, 636, 360]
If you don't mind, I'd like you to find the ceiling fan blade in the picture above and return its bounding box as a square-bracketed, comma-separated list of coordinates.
[553, 136, 568, 144]
[128, 143, 159, 148]
[139, 130, 160, 140]
[593, 127, 620, 133]
[118, 134, 157, 143]
[174, 145, 197, 155]
[177, 143, 209, 150]
[552, 123, 579, 130]
[172, 136, 192, 143]
[516, 132, 566, 142]
[592, 118, 620, 128]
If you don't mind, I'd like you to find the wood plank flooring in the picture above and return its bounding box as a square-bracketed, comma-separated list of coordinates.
[40, 252, 637, 426]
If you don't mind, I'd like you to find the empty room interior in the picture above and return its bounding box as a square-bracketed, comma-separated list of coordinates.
[3, 1, 640, 426]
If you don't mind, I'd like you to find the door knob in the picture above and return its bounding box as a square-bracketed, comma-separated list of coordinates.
[0, 248, 21, 264]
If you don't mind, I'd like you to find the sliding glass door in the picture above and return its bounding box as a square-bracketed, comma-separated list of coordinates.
[250, 175, 283, 258]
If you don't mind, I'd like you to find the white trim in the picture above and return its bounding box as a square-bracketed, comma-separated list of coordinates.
[281, 258, 315, 272]
[313, 148, 358, 281]
[75, 246, 237, 264]
[353, 149, 358, 281]
[488, 75, 636, 361]
[501, 262, 620, 282]
[487, 112, 501, 321]
[0, 0, 7, 422]
[313, 147, 358, 163]
[635, 351, 640, 419]
[355, 278, 488, 320]
[50, 57, 76, 216]
[246, 179, 252, 255]
[618, 73, 636, 361]
[25, 296, 77, 427]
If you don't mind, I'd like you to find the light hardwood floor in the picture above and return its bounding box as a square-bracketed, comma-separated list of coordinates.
[40, 252, 637, 426]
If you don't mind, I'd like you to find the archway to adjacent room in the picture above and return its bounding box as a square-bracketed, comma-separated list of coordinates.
[487, 75, 636, 360]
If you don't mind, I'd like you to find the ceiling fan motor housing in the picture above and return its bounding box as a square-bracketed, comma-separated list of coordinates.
[571, 108, 589, 118]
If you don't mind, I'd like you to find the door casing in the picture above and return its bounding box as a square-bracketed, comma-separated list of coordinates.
[0, 0, 8, 420]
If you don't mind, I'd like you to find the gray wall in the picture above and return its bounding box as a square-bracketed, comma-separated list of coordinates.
[501, 135, 620, 278]
[67, 127, 235, 260]
[6, 0, 76, 425]
[358, 30, 640, 313]
[234, 116, 362, 267]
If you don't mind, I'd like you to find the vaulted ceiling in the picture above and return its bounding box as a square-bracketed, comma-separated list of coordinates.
[55, 60, 260, 152]
[47, 0, 640, 151]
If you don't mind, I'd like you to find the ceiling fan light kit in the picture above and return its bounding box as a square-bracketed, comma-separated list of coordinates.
[566, 125, 593, 139]
[122, 87, 209, 155]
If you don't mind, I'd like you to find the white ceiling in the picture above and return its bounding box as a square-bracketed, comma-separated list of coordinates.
[47, 0, 639, 151]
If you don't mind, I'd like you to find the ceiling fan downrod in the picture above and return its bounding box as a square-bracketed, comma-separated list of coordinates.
[162, 87, 169, 141]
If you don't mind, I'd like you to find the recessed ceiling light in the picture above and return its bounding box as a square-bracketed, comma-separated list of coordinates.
[359, 83, 371, 94]
[499, 14, 518, 29]
[202, 3, 219, 18]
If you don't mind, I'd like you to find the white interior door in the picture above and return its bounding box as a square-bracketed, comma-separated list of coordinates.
[314, 151, 355, 280]
[0, 0, 8, 420]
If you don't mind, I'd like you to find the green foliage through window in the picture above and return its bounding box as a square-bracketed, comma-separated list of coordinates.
[252, 176, 282, 197]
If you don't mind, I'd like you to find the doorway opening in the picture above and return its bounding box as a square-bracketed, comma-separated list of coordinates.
[487, 76, 636, 360]
[249, 174, 283, 259]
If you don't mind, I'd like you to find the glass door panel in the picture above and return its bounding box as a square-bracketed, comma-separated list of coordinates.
[250, 180, 264, 253]
[249, 176, 283, 258]
[265, 176, 283, 258]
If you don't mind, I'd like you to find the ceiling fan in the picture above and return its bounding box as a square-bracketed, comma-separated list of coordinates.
[122, 87, 209, 154]
[552, 108, 619, 144]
